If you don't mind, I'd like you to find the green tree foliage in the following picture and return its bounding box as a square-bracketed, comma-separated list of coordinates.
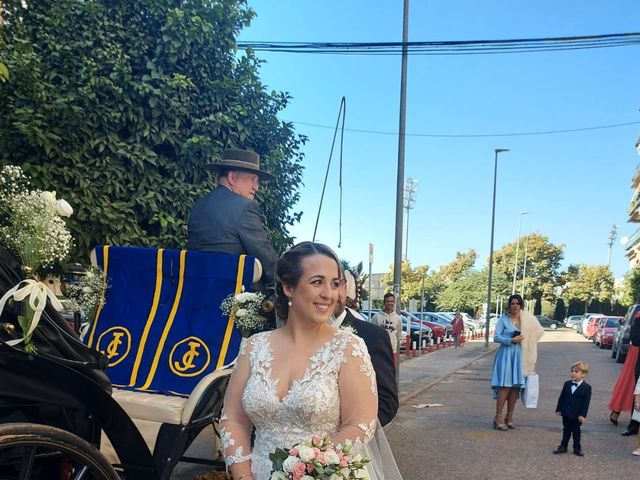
[439, 249, 477, 284]
[381, 260, 430, 307]
[0, 0, 305, 261]
[563, 264, 615, 312]
[489, 233, 564, 302]
[622, 268, 640, 305]
[553, 298, 566, 321]
[437, 269, 488, 312]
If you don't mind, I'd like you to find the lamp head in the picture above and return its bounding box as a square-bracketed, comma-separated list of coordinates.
[495, 148, 510, 154]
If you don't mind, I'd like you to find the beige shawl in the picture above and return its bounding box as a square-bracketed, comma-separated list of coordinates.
[520, 311, 545, 376]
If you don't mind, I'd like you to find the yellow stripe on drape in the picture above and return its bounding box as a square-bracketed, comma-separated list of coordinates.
[140, 249, 187, 390]
[129, 248, 164, 387]
[87, 245, 109, 348]
[216, 255, 246, 368]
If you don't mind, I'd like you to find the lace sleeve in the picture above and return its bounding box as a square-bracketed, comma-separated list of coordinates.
[219, 338, 254, 468]
[334, 334, 378, 450]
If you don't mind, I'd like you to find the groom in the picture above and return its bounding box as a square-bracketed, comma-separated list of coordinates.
[333, 269, 399, 426]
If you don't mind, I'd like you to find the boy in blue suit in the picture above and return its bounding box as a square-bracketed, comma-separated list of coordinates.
[553, 361, 592, 456]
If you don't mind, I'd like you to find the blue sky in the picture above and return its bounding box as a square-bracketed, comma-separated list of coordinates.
[239, 1, 640, 280]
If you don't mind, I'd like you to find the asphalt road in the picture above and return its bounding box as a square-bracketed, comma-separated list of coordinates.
[172, 329, 640, 479]
[385, 328, 639, 480]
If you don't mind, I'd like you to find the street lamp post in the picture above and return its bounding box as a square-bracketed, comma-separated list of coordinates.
[485, 148, 509, 347]
[521, 234, 529, 297]
[511, 211, 529, 295]
[607, 224, 618, 269]
[484, 148, 509, 348]
[403, 178, 418, 260]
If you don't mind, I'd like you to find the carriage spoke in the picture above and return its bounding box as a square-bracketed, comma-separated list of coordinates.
[17, 445, 36, 480]
[71, 465, 89, 480]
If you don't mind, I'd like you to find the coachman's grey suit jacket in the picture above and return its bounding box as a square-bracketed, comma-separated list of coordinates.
[187, 186, 278, 288]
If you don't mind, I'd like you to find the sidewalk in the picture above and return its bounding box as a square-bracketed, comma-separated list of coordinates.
[397, 337, 498, 405]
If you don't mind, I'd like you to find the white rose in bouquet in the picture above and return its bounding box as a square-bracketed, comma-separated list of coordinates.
[324, 450, 340, 465]
[55, 198, 73, 217]
[282, 455, 299, 473]
[297, 445, 315, 462]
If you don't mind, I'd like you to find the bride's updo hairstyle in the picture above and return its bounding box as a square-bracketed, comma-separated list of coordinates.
[274, 241, 341, 321]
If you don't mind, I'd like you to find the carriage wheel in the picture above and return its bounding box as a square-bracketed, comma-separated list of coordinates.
[0, 423, 119, 480]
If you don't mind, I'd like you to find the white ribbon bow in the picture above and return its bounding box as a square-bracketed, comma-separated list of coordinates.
[0, 279, 63, 347]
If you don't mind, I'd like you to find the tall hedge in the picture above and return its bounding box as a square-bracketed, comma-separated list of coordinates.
[0, 0, 305, 262]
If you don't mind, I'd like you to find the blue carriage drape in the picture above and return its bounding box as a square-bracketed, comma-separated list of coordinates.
[85, 245, 255, 396]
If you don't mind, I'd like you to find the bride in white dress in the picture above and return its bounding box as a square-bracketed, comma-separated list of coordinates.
[220, 242, 380, 480]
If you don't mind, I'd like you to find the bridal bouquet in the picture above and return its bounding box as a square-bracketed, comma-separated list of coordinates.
[220, 291, 267, 337]
[269, 436, 370, 480]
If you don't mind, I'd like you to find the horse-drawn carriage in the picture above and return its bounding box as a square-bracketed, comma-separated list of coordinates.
[0, 245, 262, 479]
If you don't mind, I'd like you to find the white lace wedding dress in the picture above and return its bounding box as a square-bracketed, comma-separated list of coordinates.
[220, 329, 382, 480]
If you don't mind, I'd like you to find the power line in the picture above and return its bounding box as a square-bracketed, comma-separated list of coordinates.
[238, 32, 640, 56]
[291, 120, 640, 138]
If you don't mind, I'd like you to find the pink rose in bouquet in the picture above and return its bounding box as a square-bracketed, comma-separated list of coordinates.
[269, 436, 370, 479]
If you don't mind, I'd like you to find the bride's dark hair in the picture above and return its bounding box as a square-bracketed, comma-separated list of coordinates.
[274, 241, 341, 321]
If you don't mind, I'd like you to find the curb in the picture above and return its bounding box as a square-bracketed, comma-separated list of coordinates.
[398, 343, 498, 406]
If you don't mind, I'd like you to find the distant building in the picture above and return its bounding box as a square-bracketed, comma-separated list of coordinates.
[626, 139, 640, 268]
[368, 273, 387, 301]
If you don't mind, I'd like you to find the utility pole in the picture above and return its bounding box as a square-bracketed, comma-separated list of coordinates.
[607, 224, 618, 269]
[403, 178, 418, 260]
[393, 0, 410, 386]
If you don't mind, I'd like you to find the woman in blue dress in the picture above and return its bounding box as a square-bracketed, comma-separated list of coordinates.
[491, 294, 526, 431]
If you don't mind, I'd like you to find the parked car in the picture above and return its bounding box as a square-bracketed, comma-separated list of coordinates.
[611, 304, 640, 363]
[594, 316, 623, 349]
[564, 315, 583, 329]
[585, 315, 604, 339]
[400, 314, 433, 349]
[577, 313, 599, 335]
[412, 312, 453, 335]
[401, 311, 446, 340]
[440, 311, 481, 332]
[535, 315, 562, 330]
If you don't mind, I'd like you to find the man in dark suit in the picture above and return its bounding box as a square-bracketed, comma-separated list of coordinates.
[553, 361, 592, 456]
[187, 149, 279, 290]
[332, 269, 398, 426]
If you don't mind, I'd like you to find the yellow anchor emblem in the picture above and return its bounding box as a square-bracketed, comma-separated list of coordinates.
[105, 332, 125, 359]
[173, 341, 201, 372]
[169, 336, 210, 377]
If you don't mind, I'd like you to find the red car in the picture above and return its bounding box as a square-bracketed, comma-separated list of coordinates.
[594, 316, 623, 349]
[401, 311, 447, 340]
[585, 315, 604, 340]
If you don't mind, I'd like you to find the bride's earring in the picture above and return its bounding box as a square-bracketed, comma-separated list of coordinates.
[288, 298, 293, 307]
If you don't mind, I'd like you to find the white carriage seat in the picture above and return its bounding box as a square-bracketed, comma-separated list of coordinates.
[101, 366, 233, 463]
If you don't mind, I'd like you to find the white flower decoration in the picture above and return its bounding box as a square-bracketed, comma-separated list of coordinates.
[283, 455, 299, 472]
[297, 445, 315, 462]
[55, 198, 73, 217]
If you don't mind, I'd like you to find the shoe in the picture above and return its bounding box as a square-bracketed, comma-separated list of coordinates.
[505, 412, 515, 429]
[632, 448, 640, 456]
[621, 428, 639, 436]
[609, 412, 619, 426]
[573, 450, 584, 457]
[552, 446, 568, 454]
[493, 415, 507, 431]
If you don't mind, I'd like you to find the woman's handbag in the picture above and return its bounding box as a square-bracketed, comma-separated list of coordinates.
[521, 373, 539, 408]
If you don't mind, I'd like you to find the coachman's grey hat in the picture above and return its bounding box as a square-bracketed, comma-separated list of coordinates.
[206, 149, 274, 181]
